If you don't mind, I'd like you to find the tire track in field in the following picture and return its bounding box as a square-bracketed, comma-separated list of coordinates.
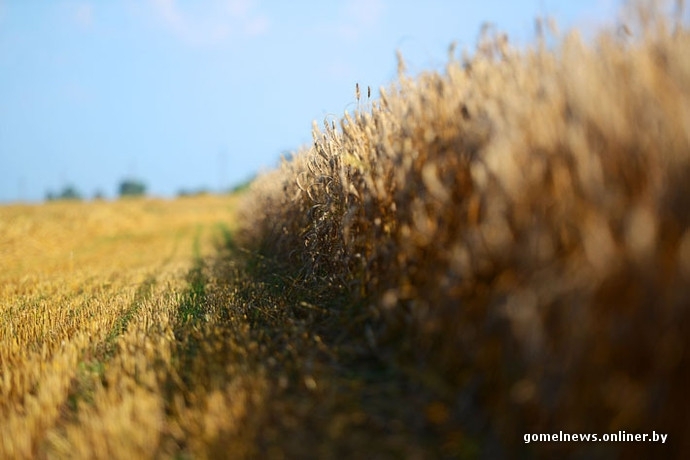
[55, 226, 190, 425]
[154, 222, 269, 457]
[46, 220, 252, 458]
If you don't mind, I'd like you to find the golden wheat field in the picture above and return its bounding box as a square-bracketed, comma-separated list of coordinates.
[0, 195, 257, 458]
[0, 195, 453, 459]
[3, 3, 690, 459]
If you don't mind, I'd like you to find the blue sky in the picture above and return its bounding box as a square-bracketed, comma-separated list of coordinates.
[0, 0, 620, 202]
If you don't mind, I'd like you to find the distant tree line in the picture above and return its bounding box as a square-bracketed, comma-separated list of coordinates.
[45, 185, 82, 201]
[44, 176, 254, 202]
[118, 179, 147, 197]
[45, 178, 147, 202]
[176, 187, 210, 198]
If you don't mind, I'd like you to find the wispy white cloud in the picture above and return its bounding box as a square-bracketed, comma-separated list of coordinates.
[313, 0, 385, 82]
[150, 0, 270, 46]
[345, 0, 384, 29]
[315, 0, 385, 43]
[73, 2, 94, 28]
[244, 14, 269, 36]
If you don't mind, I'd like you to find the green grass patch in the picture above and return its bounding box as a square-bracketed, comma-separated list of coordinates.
[109, 276, 155, 341]
[215, 222, 236, 251]
[177, 262, 207, 324]
[62, 275, 157, 419]
[177, 225, 208, 324]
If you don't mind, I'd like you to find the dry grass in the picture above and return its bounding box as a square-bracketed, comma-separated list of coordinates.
[237, 3, 690, 457]
[0, 195, 269, 459]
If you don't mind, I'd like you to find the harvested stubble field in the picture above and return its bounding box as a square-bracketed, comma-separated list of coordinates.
[3, 4, 690, 459]
[0, 195, 257, 458]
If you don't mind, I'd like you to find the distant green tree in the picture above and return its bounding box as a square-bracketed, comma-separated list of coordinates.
[177, 187, 209, 197]
[60, 185, 81, 200]
[118, 179, 146, 197]
[46, 185, 82, 201]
